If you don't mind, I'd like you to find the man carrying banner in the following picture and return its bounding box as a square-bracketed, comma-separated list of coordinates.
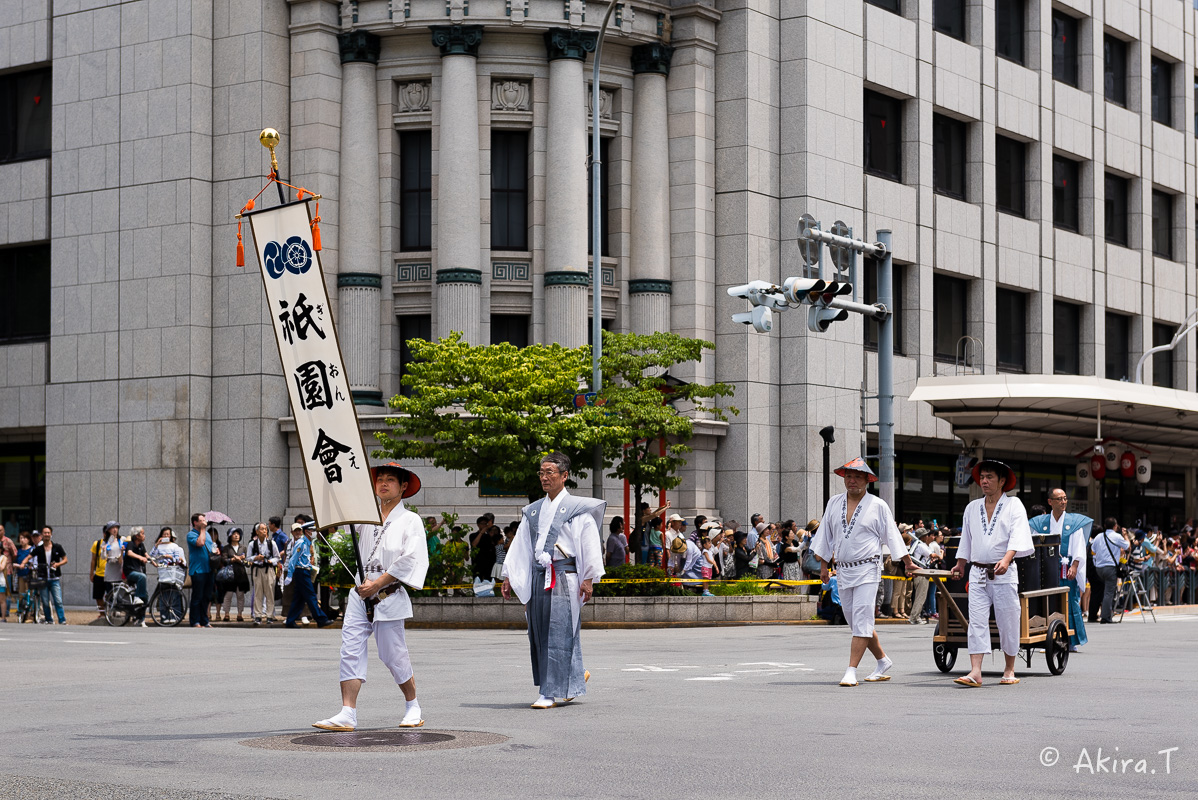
[950, 460, 1035, 687]
[811, 458, 916, 687]
[1028, 488, 1090, 652]
[502, 452, 605, 708]
[312, 463, 429, 731]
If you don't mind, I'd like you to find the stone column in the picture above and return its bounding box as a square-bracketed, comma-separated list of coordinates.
[337, 30, 384, 406]
[629, 43, 674, 335]
[543, 28, 597, 347]
[432, 25, 484, 343]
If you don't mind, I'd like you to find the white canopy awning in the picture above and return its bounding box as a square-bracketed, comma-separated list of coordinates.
[908, 375, 1198, 466]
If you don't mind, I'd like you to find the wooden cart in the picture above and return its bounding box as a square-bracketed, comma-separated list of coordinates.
[911, 569, 1072, 676]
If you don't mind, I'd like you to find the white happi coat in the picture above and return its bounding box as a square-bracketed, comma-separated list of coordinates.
[351, 500, 429, 621]
[503, 489, 605, 609]
[812, 492, 908, 588]
[957, 495, 1035, 580]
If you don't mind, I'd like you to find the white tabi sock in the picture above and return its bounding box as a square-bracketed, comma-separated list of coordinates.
[867, 656, 893, 680]
[323, 706, 356, 726]
[402, 699, 421, 719]
[840, 667, 858, 685]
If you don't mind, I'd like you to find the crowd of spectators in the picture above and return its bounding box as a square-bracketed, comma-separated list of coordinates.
[3, 499, 1195, 626]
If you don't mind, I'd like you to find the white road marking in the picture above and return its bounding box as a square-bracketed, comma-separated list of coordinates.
[63, 640, 128, 645]
[623, 662, 815, 681]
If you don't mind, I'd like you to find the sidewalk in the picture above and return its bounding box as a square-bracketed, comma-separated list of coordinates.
[15, 601, 1192, 628]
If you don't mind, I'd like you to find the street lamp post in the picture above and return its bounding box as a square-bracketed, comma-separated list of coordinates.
[590, 3, 618, 500]
[819, 425, 835, 508]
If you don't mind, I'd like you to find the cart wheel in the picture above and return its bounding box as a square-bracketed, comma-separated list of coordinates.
[933, 642, 958, 673]
[1046, 619, 1069, 675]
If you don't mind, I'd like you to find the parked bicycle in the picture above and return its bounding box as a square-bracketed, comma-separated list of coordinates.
[17, 576, 46, 623]
[103, 574, 144, 627]
[149, 558, 187, 627]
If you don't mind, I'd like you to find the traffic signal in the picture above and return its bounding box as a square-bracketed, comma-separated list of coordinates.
[782, 277, 827, 305]
[807, 281, 852, 332]
[808, 306, 849, 332]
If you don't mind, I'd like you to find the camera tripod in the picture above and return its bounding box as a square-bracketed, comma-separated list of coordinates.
[1114, 570, 1156, 623]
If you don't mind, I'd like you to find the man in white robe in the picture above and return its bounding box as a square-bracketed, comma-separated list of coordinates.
[313, 463, 429, 731]
[812, 458, 916, 687]
[503, 452, 605, 708]
[950, 459, 1034, 687]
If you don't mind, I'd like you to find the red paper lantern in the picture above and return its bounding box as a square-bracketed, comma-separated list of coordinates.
[1090, 454, 1106, 480]
[1120, 451, 1136, 478]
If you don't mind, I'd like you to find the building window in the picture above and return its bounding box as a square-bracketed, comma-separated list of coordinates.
[995, 0, 1024, 64]
[1153, 322, 1174, 388]
[1105, 312, 1130, 381]
[398, 314, 432, 396]
[866, 0, 901, 12]
[491, 130, 529, 251]
[932, 114, 967, 199]
[1052, 155, 1080, 232]
[490, 314, 529, 348]
[995, 289, 1027, 373]
[864, 90, 902, 182]
[995, 135, 1026, 217]
[933, 274, 968, 362]
[1151, 57, 1173, 127]
[1053, 301, 1081, 375]
[0, 68, 51, 164]
[399, 131, 432, 251]
[1104, 173, 1129, 247]
[863, 262, 904, 354]
[1151, 189, 1173, 259]
[587, 137, 610, 257]
[1103, 36, 1128, 107]
[1051, 12, 1079, 88]
[0, 244, 50, 342]
[587, 317, 613, 347]
[933, 0, 966, 41]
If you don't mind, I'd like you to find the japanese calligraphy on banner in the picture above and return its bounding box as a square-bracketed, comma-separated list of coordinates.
[246, 199, 381, 529]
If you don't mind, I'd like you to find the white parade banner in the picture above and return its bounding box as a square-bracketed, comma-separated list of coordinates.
[246, 199, 381, 529]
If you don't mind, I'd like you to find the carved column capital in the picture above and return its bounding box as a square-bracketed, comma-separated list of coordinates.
[631, 42, 674, 76]
[431, 25, 484, 57]
[544, 28, 597, 61]
[338, 30, 381, 64]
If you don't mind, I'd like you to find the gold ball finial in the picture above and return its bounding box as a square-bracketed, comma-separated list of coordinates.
[259, 128, 281, 174]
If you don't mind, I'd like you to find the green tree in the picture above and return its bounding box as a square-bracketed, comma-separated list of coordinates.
[374, 331, 737, 509]
[375, 333, 617, 502]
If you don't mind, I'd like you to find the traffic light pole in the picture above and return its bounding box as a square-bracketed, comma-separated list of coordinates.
[875, 229, 895, 512]
[728, 219, 896, 513]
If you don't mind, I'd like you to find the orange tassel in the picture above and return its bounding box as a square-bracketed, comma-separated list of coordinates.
[245, 199, 255, 211]
[311, 201, 322, 251]
[236, 219, 245, 267]
[297, 188, 307, 200]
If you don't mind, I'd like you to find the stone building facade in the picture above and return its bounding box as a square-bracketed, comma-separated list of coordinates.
[2, 0, 1197, 602]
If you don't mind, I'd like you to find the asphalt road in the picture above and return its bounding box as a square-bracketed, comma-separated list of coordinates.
[4, 613, 1195, 800]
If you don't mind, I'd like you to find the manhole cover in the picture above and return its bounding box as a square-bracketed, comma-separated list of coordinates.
[242, 728, 508, 753]
[292, 731, 454, 747]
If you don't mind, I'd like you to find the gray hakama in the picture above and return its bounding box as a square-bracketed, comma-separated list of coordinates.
[526, 558, 586, 699]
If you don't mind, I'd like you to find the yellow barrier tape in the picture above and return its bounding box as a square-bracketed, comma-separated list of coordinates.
[409, 573, 947, 591]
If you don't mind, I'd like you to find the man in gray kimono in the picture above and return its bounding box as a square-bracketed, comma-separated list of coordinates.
[502, 452, 605, 708]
